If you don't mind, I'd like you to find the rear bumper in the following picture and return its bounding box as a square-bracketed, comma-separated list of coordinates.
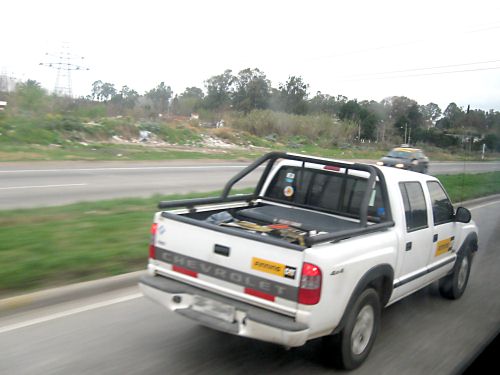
[139, 274, 309, 347]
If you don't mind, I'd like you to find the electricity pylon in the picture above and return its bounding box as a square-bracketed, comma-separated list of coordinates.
[39, 44, 89, 97]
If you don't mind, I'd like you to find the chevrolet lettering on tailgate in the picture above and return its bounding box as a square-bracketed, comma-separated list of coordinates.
[155, 247, 298, 301]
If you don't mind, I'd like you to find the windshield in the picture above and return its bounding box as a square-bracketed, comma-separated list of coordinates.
[387, 150, 412, 159]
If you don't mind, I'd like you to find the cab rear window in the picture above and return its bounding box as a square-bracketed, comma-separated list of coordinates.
[264, 166, 385, 221]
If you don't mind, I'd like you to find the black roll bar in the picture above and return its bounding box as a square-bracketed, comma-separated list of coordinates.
[158, 151, 384, 229]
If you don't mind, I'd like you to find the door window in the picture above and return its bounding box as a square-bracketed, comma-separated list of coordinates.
[399, 182, 428, 232]
[427, 181, 454, 225]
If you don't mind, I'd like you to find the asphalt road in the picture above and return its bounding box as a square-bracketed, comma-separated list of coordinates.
[0, 198, 498, 375]
[0, 159, 499, 210]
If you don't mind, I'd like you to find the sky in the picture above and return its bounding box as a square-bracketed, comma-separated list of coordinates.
[2, 0, 500, 111]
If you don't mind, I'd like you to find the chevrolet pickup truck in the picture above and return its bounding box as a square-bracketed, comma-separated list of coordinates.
[139, 152, 478, 370]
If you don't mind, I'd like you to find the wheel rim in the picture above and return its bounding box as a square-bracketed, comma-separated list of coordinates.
[457, 256, 469, 290]
[351, 305, 375, 356]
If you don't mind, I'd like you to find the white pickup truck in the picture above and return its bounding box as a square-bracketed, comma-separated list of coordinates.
[139, 152, 478, 370]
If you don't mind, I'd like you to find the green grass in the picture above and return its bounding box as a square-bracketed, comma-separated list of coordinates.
[0, 173, 498, 297]
[436, 172, 500, 203]
[0, 143, 264, 162]
[0, 191, 238, 296]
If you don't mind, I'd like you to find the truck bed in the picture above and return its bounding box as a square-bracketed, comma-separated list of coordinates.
[236, 205, 359, 233]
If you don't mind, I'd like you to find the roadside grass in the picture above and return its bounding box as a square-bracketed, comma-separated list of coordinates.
[0, 172, 498, 296]
[0, 143, 263, 162]
[1, 141, 497, 163]
[0, 191, 233, 296]
[437, 172, 500, 203]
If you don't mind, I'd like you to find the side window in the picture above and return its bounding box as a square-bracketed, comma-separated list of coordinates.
[427, 181, 454, 225]
[399, 182, 428, 232]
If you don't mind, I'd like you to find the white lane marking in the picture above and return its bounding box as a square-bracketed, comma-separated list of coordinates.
[0, 183, 87, 190]
[468, 200, 500, 211]
[0, 165, 247, 173]
[0, 293, 142, 335]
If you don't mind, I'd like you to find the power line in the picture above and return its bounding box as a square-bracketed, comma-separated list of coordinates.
[393, 65, 500, 78]
[310, 23, 500, 62]
[341, 59, 500, 80]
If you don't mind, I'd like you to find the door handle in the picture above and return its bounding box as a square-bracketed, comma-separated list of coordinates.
[433, 234, 438, 243]
[405, 242, 412, 251]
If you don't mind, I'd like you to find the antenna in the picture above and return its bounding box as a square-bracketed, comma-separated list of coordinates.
[39, 44, 89, 97]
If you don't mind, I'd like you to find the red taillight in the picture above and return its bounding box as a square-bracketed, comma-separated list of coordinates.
[298, 262, 322, 305]
[149, 223, 158, 259]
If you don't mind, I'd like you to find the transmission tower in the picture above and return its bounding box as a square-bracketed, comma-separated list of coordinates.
[39, 44, 89, 97]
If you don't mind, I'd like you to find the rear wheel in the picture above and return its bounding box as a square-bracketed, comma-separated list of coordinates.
[322, 288, 381, 370]
[439, 248, 472, 299]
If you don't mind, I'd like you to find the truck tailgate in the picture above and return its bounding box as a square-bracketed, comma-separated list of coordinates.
[152, 214, 306, 313]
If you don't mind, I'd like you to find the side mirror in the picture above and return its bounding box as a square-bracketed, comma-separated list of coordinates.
[455, 207, 471, 223]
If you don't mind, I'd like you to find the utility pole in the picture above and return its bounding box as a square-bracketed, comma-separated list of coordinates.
[39, 44, 89, 97]
[401, 122, 408, 145]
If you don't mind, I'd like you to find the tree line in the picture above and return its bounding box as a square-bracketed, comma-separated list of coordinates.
[2, 68, 500, 151]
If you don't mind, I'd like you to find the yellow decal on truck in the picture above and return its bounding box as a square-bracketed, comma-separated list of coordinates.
[436, 238, 453, 256]
[251, 257, 297, 279]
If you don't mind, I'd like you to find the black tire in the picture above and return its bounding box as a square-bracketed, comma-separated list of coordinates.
[322, 288, 381, 370]
[439, 248, 472, 300]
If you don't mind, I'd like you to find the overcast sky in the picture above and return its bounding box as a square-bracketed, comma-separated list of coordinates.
[2, 0, 500, 111]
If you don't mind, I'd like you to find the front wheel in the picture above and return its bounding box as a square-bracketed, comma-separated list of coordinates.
[322, 288, 381, 370]
[439, 248, 472, 299]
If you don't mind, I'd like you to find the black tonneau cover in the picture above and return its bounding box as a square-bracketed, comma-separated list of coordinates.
[238, 205, 358, 233]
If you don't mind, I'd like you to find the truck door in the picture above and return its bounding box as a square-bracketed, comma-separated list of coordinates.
[426, 181, 457, 277]
[393, 181, 433, 298]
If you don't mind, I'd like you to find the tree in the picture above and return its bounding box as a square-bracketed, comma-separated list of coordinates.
[91, 80, 116, 102]
[175, 86, 204, 116]
[277, 75, 309, 115]
[444, 103, 463, 124]
[436, 103, 463, 130]
[101, 82, 116, 101]
[232, 68, 271, 113]
[91, 80, 103, 101]
[181, 87, 204, 100]
[15, 79, 47, 113]
[204, 69, 235, 111]
[308, 92, 341, 116]
[420, 103, 442, 128]
[146, 82, 172, 114]
[339, 100, 378, 140]
[111, 85, 139, 110]
[385, 96, 424, 143]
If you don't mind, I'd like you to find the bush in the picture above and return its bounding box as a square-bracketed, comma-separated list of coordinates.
[229, 110, 356, 146]
[0, 116, 62, 145]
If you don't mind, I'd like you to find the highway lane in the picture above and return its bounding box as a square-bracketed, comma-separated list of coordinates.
[0, 160, 256, 210]
[0, 159, 499, 210]
[0, 199, 498, 374]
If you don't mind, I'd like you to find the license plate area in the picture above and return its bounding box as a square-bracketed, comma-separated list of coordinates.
[191, 295, 236, 323]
